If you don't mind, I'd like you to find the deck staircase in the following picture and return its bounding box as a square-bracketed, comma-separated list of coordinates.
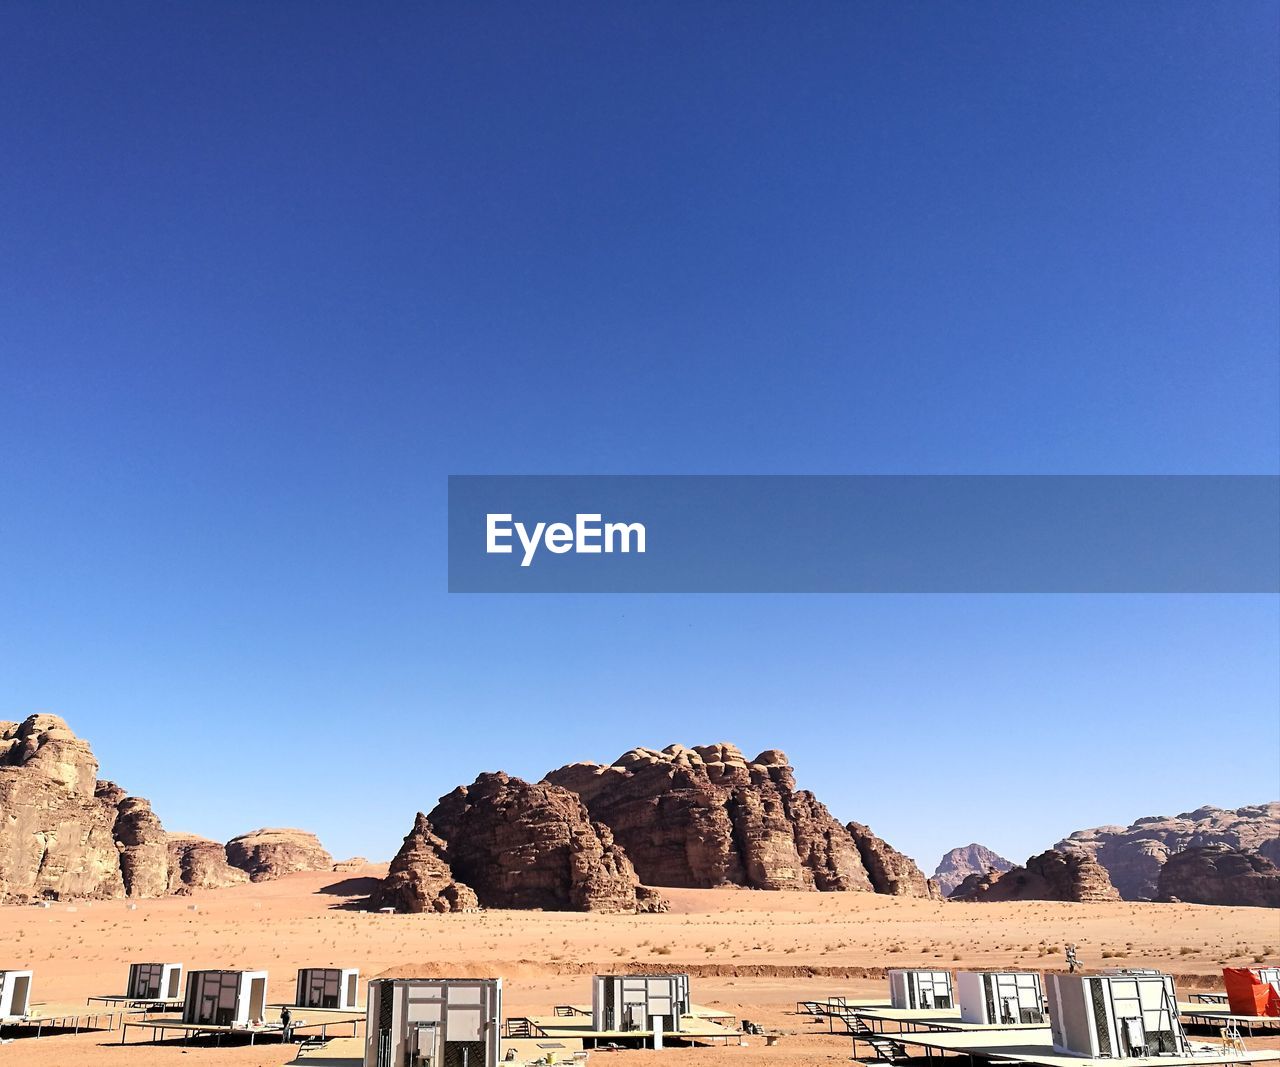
[838, 1014, 908, 1063]
[294, 1036, 328, 1059]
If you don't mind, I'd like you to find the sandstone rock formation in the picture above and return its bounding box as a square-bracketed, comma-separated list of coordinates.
[1056, 803, 1280, 901]
[375, 814, 478, 913]
[166, 833, 250, 892]
[951, 848, 1120, 903]
[847, 822, 937, 898]
[635, 886, 670, 913]
[1, 715, 130, 900]
[332, 857, 370, 872]
[429, 772, 644, 912]
[225, 828, 334, 882]
[935, 843, 1015, 897]
[545, 744, 874, 892]
[1156, 845, 1280, 908]
[1, 715, 342, 901]
[112, 797, 171, 898]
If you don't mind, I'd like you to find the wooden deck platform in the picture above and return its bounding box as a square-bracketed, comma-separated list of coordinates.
[852, 1004, 1051, 1033]
[119, 1008, 363, 1046]
[558, 1001, 736, 1022]
[284, 1034, 590, 1066]
[0, 1003, 126, 1039]
[521, 1011, 741, 1047]
[1179, 1006, 1280, 1035]
[87, 993, 183, 1010]
[852, 1026, 1280, 1067]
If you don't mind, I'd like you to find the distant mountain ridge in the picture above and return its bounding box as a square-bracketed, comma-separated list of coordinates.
[934, 843, 1014, 896]
[1055, 803, 1280, 901]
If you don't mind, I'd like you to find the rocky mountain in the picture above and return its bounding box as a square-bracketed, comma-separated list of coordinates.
[935, 843, 1014, 897]
[1156, 845, 1280, 908]
[544, 743, 877, 892]
[950, 847, 1119, 903]
[225, 828, 334, 881]
[847, 822, 938, 898]
[166, 833, 251, 892]
[1, 715, 138, 901]
[374, 813, 478, 913]
[1056, 803, 1280, 901]
[0, 715, 340, 902]
[427, 772, 646, 912]
[111, 796, 171, 898]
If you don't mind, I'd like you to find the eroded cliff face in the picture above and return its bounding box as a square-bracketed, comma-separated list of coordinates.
[935, 843, 1015, 897]
[225, 828, 334, 882]
[847, 822, 937, 898]
[950, 848, 1119, 903]
[0, 716, 340, 900]
[112, 796, 170, 898]
[375, 813, 478, 913]
[166, 834, 250, 892]
[428, 772, 645, 912]
[0, 716, 130, 901]
[544, 743, 874, 892]
[1156, 845, 1280, 908]
[1056, 803, 1279, 901]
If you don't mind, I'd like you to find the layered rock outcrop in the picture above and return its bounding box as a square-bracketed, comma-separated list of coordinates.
[166, 834, 250, 892]
[847, 822, 937, 898]
[1056, 803, 1280, 901]
[1, 716, 130, 901]
[951, 848, 1119, 903]
[1156, 846, 1280, 908]
[375, 814, 478, 913]
[545, 744, 874, 892]
[225, 828, 334, 881]
[935, 843, 1014, 897]
[428, 772, 645, 912]
[112, 797, 170, 898]
[2, 715, 340, 901]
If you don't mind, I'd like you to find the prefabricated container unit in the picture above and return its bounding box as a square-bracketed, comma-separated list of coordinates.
[127, 963, 183, 1001]
[1244, 967, 1280, 993]
[296, 967, 360, 1010]
[364, 978, 502, 1067]
[1047, 973, 1188, 1058]
[182, 969, 270, 1028]
[957, 971, 1045, 1025]
[592, 974, 687, 1034]
[888, 970, 954, 1010]
[0, 970, 33, 1019]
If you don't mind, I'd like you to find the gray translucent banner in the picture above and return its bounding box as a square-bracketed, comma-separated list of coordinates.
[447, 475, 1279, 593]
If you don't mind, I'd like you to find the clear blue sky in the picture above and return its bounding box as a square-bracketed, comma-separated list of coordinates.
[1, 3, 1277, 871]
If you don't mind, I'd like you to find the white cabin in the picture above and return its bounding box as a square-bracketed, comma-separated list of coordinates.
[0, 970, 33, 1019]
[888, 969, 954, 1010]
[1047, 972, 1188, 1058]
[364, 978, 502, 1067]
[182, 969, 270, 1028]
[296, 967, 360, 1010]
[957, 971, 1045, 1025]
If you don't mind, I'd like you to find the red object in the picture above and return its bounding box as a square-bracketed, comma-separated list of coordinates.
[1223, 968, 1280, 1018]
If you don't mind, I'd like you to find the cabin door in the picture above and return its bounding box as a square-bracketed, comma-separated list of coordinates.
[248, 977, 266, 1022]
[9, 976, 29, 1015]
